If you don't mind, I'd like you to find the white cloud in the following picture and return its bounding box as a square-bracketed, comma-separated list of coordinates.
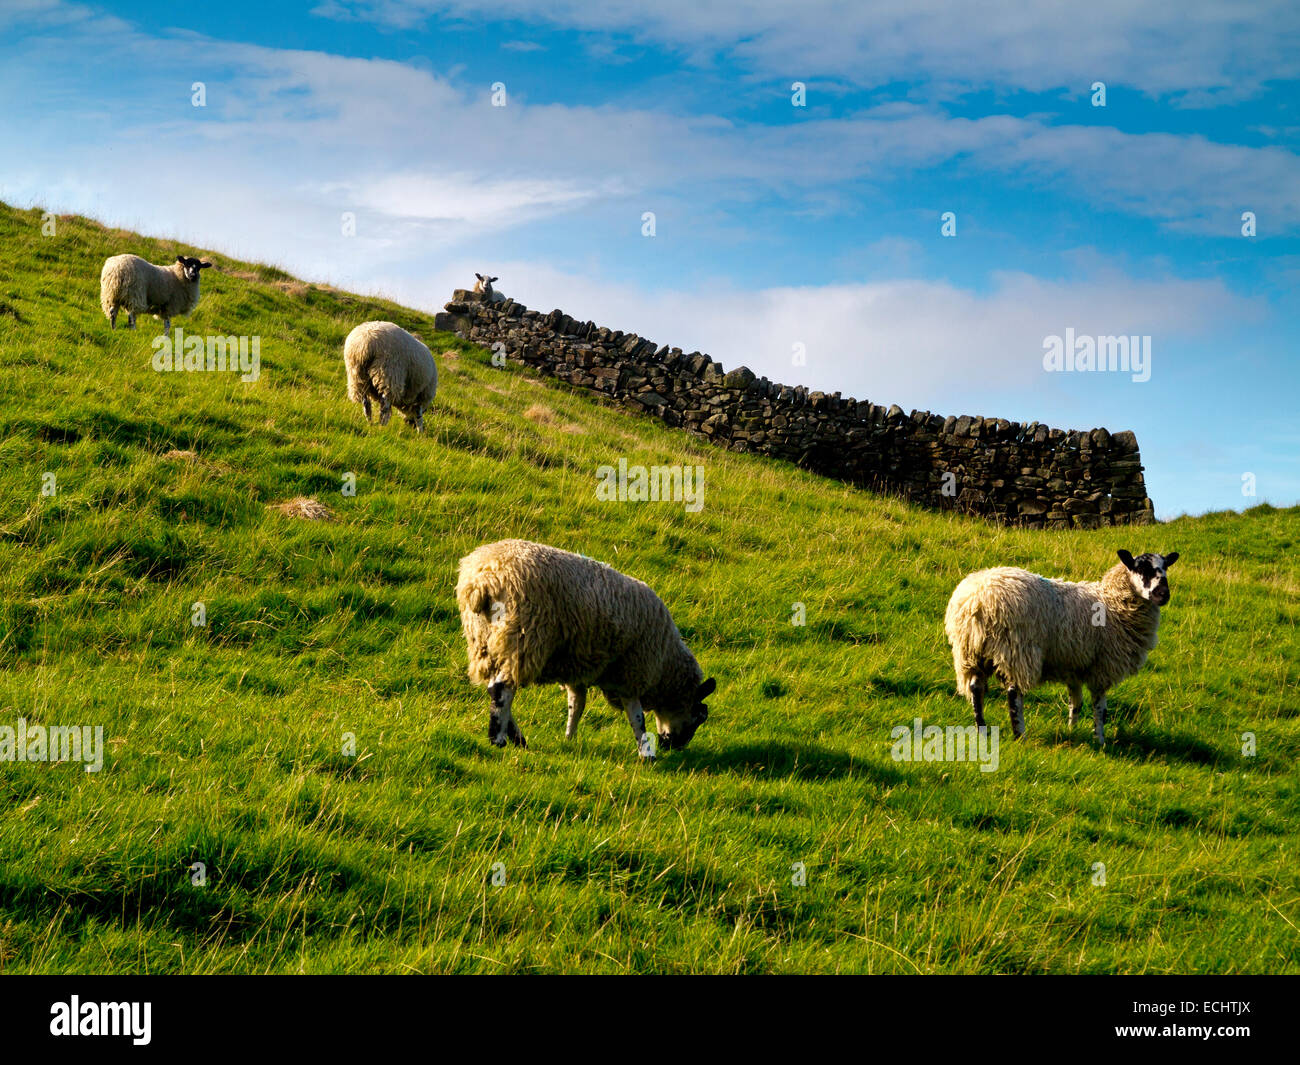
[315, 0, 1300, 102]
[332, 172, 608, 226]
[3, 3, 1297, 253]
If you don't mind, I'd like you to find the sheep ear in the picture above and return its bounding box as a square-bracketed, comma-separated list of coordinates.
[199, 261, 213, 269]
[491, 276, 499, 283]
[1164, 552, 1179, 567]
[1117, 550, 1135, 570]
[475, 273, 484, 281]
[176, 255, 186, 264]
[697, 677, 716, 699]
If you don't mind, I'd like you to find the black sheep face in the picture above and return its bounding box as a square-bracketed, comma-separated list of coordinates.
[176, 255, 213, 283]
[655, 677, 715, 751]
[1118, 550, 1179, 606]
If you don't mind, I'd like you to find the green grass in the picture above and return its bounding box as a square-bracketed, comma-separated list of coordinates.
[0, 200, 1297, 974]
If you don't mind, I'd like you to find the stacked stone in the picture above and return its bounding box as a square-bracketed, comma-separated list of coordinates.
[435, 291, 1154, 527]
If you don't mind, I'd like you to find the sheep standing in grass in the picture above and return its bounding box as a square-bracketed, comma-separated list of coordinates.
[944, 550, 1179, 746]
[100, 254, 212, 335]
[456, 539, 715, 760]
[343, 321, 437, 432]
[473, 273, 506, 303]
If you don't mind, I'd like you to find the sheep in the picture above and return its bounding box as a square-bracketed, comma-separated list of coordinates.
[342, 321, 438, 432]
[100, 254, 212, 336]
[473, 273, 506, 303]
[456, 539, 715, 760]
[944, 550, 1180, 746]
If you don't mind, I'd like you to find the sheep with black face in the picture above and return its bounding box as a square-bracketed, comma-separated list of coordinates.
[456, 539, 714, 760]
[100, 253, 212, 336]
[944, 550, 1180, 746]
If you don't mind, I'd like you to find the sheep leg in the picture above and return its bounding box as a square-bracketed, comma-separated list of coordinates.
[1092, 690, 1108, 747]
[362, 396, 373, 423]
[1067, 683, 1084, 727]
[412, 406, 425, 433]
[969, 676, 986, 729]
[564, 685, 587, 739]
[622, 698, 655, 761]
[161, 317, 171, 337]
[487, 679, 527, 749]
[108, 308, 117, 329]
[378, 396, 393, 426]
[127, 312, 137, 329]
[1007, 686, 1025, 739]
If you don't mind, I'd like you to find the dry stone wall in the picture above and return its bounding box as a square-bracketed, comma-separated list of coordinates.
[436, 291, 1154, 528]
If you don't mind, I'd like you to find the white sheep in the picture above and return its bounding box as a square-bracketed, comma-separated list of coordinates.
[473, 273, 506, 303]
[944, 550, 1179, 746]
[456, 539, 715, 759]
[100, 254, 212, 336]
[343, 321, 438, 432]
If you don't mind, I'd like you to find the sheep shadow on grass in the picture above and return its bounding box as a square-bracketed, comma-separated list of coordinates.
[1105, 729, 1237, 767]
[665, 739, 906, 784]
[1046, 723, 1231, 768]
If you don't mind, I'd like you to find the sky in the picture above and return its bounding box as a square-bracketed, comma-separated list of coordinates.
[1, 0, 1296, 518]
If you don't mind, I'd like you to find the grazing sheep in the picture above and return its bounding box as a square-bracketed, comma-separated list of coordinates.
[473, 273, 506, 303]
[456, 539, 715, 760]
[100, 254, 212, 336]
[944, 550, 1179, 746]
[343, 321, 438, 432]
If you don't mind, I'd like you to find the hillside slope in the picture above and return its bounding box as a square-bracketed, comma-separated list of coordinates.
[0, 201, 1297, 974]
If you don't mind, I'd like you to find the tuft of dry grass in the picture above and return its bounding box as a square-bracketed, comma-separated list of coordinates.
[269, 496, 334, 521]
[525, 403, 584, 434]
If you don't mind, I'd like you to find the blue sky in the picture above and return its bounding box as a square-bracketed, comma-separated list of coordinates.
[1, 0, 1297, 518]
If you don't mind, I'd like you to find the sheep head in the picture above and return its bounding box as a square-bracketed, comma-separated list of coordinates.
[1117, 550, 1179, 606]
[654, 676, 715, 752]
[176, 255, 213, 283]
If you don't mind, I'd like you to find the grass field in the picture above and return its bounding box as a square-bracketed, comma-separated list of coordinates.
[0, 200, 1297, 974]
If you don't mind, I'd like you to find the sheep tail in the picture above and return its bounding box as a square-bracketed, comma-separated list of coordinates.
[946, 605, 986, 694]
[456, 568, 509, 686]
[345, 352, 372, 404]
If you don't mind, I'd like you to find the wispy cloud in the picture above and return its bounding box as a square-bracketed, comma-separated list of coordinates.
[314, 0, 1300, 102]
[3, 4, 1297, 248]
